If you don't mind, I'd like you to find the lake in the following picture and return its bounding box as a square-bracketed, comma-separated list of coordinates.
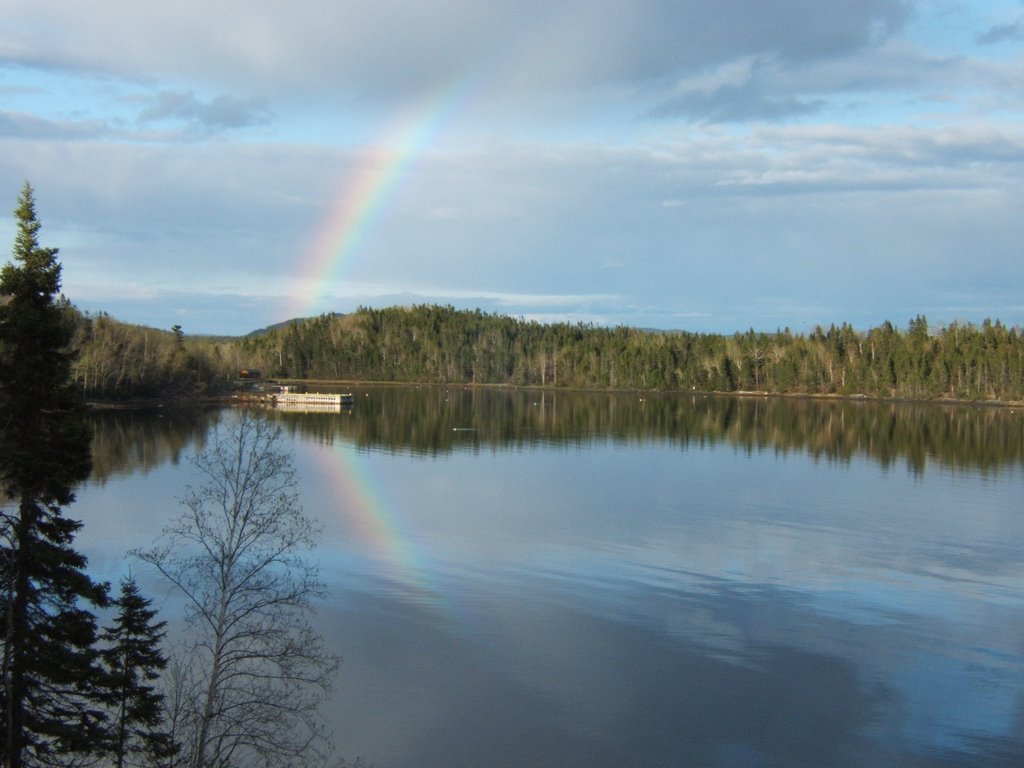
[74, 388, 1024, 767]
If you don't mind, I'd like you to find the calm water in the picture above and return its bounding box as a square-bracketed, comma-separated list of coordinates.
[74, 389, 1024, 767]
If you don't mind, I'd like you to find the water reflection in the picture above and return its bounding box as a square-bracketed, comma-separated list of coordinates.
[79, 390, 1024, 767]
[89, 406, 223, 483]
[92, 388, 1024, 476]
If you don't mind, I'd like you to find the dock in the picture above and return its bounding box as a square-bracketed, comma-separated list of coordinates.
[271, 392, 355, 407]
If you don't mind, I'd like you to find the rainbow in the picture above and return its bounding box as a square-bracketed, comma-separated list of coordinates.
[312, 440, 454, 620]
[285, 69, 498, 625]
[290, 72, 484, 321]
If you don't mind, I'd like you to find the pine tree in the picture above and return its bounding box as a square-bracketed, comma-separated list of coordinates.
[101, 575, 175, 768]
[0, 182, 109, 768]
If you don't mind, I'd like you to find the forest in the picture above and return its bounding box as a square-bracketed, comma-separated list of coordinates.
[70, 304, 1024, 403]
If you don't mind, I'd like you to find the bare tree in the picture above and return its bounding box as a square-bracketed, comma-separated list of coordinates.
[136, 411, 339, 768]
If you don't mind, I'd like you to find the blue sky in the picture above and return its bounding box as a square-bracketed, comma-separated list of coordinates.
[1, 0, 1022, 336]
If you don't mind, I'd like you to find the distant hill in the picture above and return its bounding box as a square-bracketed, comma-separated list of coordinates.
[245, 313, 347, 338]
[229, 305, 1024, 402]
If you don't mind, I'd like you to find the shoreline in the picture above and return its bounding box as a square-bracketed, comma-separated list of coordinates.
[86, 382, 1024, 411]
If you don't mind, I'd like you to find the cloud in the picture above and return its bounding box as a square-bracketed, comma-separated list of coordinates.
[686, 123, 1024, 196]
[648, 57, 827, 121]
[3, 0, 911, 117]
[0, 118, 1005, 333]
[137, 91, 275, 133]
[8, 1, 1016, 135]
[977, 20, 1024, 45]
[0, 111, 69, 140]
[0, 110, 110, 140]
[642, 33, 1018, 125]
[655, 85, 822, 122]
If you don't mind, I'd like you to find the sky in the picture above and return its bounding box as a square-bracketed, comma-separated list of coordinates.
[0, 0, 1022, 337]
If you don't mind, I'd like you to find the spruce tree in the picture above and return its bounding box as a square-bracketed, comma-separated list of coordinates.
[0, 182, 108, 768]
[101, 575, 175, 768]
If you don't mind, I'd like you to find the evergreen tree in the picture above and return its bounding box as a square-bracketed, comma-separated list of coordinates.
[101, 575, 175, 768]
[0, 182, 108, 768]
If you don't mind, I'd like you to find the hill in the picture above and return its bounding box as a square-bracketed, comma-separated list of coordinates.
[70, 303, 1024, 403]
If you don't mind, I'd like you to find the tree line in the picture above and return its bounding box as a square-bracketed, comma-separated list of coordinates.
[226, 305, 1024, 401]
[1, 184, 339, 768]
[68, 304, 1024, 403]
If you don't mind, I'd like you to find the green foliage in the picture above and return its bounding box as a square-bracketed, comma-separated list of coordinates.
[0, 182, 109, 768]
[230, 305, 1024, 402]
[61, 291, 1024, 402]
[63, 301, 1024, 402]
